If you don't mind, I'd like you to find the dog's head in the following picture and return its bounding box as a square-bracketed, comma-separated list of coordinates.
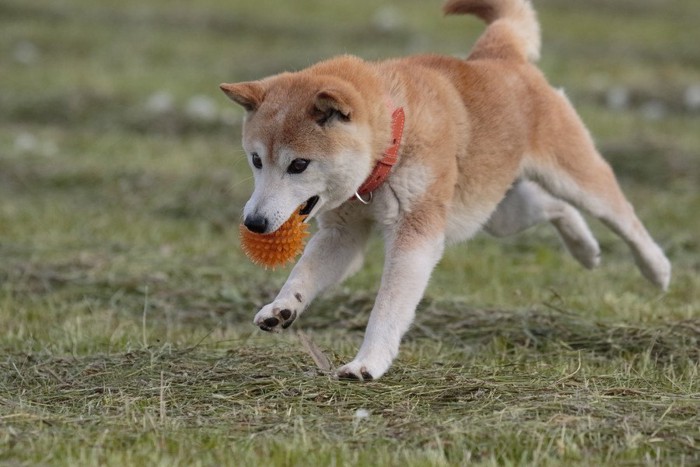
[221, 65, 380, 234]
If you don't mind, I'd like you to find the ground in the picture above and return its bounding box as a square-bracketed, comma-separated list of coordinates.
[0, 0, 699, 465]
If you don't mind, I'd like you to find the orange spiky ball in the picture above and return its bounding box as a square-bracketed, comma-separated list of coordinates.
[239, 209, 310, 269]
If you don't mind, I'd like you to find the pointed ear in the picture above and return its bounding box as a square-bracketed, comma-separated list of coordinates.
[219, 81, 265, 111]
[313, 89, 352, 125]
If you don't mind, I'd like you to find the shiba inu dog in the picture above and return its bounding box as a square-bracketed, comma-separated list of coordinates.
[220, 0, 671, 380]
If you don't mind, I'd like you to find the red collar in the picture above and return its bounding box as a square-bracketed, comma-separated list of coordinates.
[354, 104, 405, 201]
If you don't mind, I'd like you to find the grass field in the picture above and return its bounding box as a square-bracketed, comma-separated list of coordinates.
[1, 0, 699, 464]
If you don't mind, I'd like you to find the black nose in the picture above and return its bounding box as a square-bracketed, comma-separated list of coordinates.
[244, 214, 268, 234]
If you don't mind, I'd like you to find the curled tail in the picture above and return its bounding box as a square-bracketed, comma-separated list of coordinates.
[443, 0, 541, 62]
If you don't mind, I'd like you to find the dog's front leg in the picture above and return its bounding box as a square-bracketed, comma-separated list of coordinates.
[336, 230, 445, 380]
[253, 210, 372, 332]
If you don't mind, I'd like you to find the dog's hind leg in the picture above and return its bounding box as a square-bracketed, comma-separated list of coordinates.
[485, 179, 600, 269]
[525, 92, 671, 289]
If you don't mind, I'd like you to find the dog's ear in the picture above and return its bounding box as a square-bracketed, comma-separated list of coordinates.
[313, 89, 352, 125]
[219, 82, 265, 112]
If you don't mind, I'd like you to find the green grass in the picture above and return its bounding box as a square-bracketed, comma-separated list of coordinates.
[1, 0, 699, 465]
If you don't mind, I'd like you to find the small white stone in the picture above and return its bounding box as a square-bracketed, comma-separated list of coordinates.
[14, 132, 38, 153]
[13, 40, 40, 65]
[605, 86, 629, 111]
[640, 100, 667, 121]
[145, 91, 175, 114]
[683, 84, 700, 111]
[372, 6, 403, 33]
[354, 408, 370, 420]
[185, 95, 218, 122]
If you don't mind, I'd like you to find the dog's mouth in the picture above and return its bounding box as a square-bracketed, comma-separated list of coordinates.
[299, 195, 320, 219]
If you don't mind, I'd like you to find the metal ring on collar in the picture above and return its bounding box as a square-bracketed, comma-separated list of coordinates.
[354, 191, 373, 204]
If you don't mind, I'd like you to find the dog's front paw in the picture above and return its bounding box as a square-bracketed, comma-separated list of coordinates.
[253, 302, 298, 332]
[336, 357, 391, 382]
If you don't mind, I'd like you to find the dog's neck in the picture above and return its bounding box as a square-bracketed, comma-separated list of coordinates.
[354, 102, 405, 200]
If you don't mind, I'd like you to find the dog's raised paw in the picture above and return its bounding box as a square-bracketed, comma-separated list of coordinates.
[253, 304, 297, 332]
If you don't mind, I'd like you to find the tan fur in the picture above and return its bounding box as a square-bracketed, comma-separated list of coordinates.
[221, 0, 671, 380]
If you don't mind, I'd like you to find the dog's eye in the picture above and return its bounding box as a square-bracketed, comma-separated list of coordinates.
[287, 158, 310, 174]
[316, 109, 349, 127]
[251, 152, 262, 169]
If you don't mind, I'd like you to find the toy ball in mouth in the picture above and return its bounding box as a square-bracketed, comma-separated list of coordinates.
[239, 199, 317, 269]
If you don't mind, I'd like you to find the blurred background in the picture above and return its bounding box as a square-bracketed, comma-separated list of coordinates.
[1, 2, 699, 462]
[0, 0, 698, 344]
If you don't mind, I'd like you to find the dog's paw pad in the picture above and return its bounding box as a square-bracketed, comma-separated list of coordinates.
[336, 364, 373, 382]
[254, 306, 298, 332]
[337, 370, 360, 380]
[263, 317, 279, 327]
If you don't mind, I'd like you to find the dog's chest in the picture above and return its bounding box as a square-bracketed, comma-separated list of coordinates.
[368, 162, 434, 225]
